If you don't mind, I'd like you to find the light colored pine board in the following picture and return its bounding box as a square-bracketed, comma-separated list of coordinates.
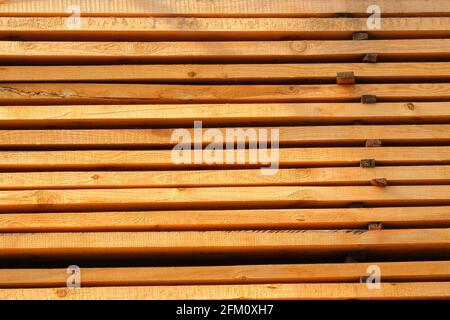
[1, 282, 449, 300]
[2, 166, 450, 190]
[1, 125, 449, 148]
[1, 83, 450, 104]
[0, 229, 448, 259]
[2, 17, 450, 40]
[1, 39, 450, 63]
[3, 63, 450, 83]
[1, 63, 450, 83]
[0, 261, 448, 288]
[0, 103, 449, 127]
[0, 206, 449, 232]
[1, 147, 450, 169]
[0, 186, 450, 212]
[0, 0, 448, 17]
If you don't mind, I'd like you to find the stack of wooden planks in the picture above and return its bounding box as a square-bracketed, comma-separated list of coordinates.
[0, 0, 449, 300]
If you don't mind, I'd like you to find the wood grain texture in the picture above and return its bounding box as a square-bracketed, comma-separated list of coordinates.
[1, 186, 450, 212]
[1, 40, 450, 63]
[1, 166, 450, 190]
[4, 63, 450, 82]
[2, 282, 449, 300]
[1, 0, 450, 302]
[0, 206, 449, 232]
[0, 229, 448, 259]
[1, 83, 450, 104]
[1, 125, 448, 148]
[1, 102, 449, 128]
[1, 17, 450, 40]
[0, 261, 448, 288]
[0, 0, 448, 17]
[1, 147, 450, 169]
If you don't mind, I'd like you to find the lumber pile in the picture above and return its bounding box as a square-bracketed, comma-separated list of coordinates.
[0, 0, 449, 300]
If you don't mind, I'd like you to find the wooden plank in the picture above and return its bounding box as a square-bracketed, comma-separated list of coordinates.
[0, 186, 450, 212]
[1, 103, 449, 127]
[1, 166, 450, 190]
[3, 63, 450, 83]
[2, 17, 450, 40]
[1, 83, 450, 104]
[2, 282, 449, 300]
[1, 147, 450, 169]
[0, 229, 448, 259]
[1, 39, 450, 63]
[0, 0, 449, 17]
[0, 261, 448, 288]
[1, 125, 449, 148]
[0, 206, 449, 232]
